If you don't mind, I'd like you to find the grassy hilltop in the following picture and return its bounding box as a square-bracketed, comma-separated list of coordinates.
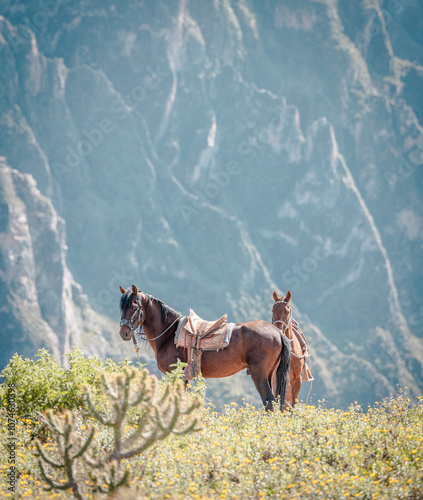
[0, 349, 422, 500]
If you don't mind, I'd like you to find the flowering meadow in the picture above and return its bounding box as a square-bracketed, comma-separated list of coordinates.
[1, 349, 422, 500]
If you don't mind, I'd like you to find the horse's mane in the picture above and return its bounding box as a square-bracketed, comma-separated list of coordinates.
[120, 289, 180, 324]
[146, 295, 181, 323]
[120, 290, 135, 313]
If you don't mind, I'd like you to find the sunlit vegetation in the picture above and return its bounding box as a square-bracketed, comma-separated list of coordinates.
[1, 349, 422, 499]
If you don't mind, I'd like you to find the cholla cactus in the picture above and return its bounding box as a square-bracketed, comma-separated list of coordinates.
[37, 366, 202, 499]
[36, 411, 94, 500]
[85, 367, 202, 495]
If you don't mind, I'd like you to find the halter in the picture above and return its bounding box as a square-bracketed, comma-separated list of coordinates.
[120, 293, 144, 363]
[273, 299, 313, 404]
[120, 294, 144, 334]
[272, 300, 292, 335]
[120, 292, 183, 363]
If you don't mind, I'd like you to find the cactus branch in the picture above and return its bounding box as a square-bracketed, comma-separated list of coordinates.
[36, 364, 202, 499]
[36, 410, 94, 500]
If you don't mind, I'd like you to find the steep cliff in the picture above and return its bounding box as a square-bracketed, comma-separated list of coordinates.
[0, 156, 123, 365]
[0, 0, 422, 407]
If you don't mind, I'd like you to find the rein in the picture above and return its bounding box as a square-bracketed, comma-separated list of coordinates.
[136, 316, 182, 342]
[289, 320, 309, 359]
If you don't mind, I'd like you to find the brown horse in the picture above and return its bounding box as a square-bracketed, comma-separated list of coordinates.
[272, 290, 305, 408]
[118, 285, 290, 411]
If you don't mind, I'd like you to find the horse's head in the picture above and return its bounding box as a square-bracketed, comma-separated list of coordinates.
[119, 284, 143, 341]
[272, 290, 292, 333]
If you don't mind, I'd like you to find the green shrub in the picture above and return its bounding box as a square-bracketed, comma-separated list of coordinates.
[0, 347, 132, 414]
[1, 348, 70, 414]
[162, 360, 208, 399]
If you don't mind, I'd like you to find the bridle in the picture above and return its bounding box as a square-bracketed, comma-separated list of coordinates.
[120, 293, 144, 362]
[272, 300, 292, 336]
[120, 294, 144, 335]
[119, 292, 182, 362]
[273, 300, 309, 359]
[272, 297, 314, 405]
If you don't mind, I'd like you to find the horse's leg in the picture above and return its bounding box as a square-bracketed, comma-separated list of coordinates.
[272, 370, 292, 411]
[271, 371, 277, 397]
[286, 378, 293, 407]
[291, 376, 302, 407]
[250, 368, 275, 411]
[288, 356, 305, 407]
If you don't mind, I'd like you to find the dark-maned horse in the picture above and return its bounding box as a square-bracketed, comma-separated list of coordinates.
[272, 290, 305, 408]
[119, 285, 290, 411]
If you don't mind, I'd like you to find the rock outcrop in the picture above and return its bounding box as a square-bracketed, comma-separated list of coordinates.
[0, 156, 122, 365]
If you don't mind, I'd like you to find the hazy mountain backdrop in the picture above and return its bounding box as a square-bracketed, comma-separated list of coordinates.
[0, 0, 422, 408]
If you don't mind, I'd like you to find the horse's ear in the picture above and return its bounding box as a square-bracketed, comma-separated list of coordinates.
[119, 285, 126, 294]
[286, 290, 292, 302]
[273, 291, 279, 302]
[131, 284, 138, 296]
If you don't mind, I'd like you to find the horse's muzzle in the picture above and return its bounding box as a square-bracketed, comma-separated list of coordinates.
[119, 327, 132, 341]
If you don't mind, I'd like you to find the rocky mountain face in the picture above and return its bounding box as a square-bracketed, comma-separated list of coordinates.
[0, 0, 422, 408]
[0, 156, 122, 366]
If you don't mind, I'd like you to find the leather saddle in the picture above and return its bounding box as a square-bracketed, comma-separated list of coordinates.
[185, 309, 228, 338]
[175, 309, 234, 380]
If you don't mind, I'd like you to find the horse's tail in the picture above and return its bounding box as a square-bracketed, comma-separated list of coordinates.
[276, 333, 291, 411]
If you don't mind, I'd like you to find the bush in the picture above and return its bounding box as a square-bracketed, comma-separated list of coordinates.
[0, 347, 131, 414]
